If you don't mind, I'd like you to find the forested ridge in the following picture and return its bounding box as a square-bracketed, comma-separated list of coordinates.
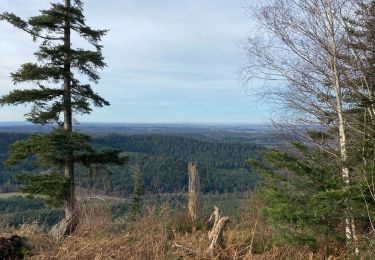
[93, 134, 260, 168]
[0, 133, 29, 189]
[0, 132, 261, 194]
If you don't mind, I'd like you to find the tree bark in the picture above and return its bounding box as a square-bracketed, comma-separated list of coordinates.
[207, 206, 229, 254]
[188, 162, 200, 223]
[327, 0, 357, 244]
[63, 0, 76, 232]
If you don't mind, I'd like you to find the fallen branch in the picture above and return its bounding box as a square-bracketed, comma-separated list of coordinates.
[207, 206, 229, 253]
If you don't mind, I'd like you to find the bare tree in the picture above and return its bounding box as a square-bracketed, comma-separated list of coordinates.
[242, 0, 360, 244]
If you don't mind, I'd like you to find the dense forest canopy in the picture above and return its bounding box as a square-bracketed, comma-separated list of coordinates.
[0, 133, 261, 194]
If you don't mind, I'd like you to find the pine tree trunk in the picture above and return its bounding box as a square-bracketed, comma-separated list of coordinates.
[51, 0, 76, 239]
[63, 0, 77, 231]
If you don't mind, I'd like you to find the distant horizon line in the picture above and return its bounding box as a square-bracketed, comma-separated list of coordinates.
[0, 121, 271, 126]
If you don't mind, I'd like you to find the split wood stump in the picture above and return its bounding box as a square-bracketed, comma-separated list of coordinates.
[50, 216, 77, 240]
[207, 206, 229, 254]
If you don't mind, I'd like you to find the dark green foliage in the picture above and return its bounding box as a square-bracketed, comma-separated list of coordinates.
[5, 129, 91, 167]
[0, 196, 45, 213]
[0, 0, 125, 210]
[0, 196, 63, 227]
[76, 149, 127, 167]
[17, 174, 69, 207]
[93, 134, 261, 169]
[88, 134, 260, 194]
[0, 133, 30, 191]
[0, 1, 109, 125]
[250, 142, 375, 248]
[0, 133, 259, 195]
[4, 128, 126, 169]
[3, 130, 125, 207]
[97, 134, 259, 193]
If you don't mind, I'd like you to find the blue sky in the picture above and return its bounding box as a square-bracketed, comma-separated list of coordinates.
[0, 0, 270, 123]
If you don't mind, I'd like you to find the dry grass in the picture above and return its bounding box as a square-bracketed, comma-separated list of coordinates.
[1, 222, 57, 256]
[26, 203, 175, 259]
[0, 199, 343, 260]
[75, 200, 112, 234]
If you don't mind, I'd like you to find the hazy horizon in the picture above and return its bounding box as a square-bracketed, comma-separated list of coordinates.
[0, 121, 272, 126]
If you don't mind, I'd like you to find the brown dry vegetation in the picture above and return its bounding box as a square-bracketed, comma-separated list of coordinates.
[1, 197, 352, 260]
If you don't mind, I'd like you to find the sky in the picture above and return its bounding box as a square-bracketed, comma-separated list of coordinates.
[0, 0, 270, 124]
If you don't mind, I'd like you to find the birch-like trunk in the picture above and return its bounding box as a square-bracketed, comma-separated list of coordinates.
[327, 0, 357, 244]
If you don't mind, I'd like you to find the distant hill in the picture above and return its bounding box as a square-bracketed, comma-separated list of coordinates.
[89, 134, 262, 194]
[0, 128, 264, 195]
[0, 122, 286, 147]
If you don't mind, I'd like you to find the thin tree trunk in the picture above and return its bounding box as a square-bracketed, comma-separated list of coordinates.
[327, 0, 357, 244]
[63, 0, 76, 227]
[63, 0, 72, 132]
[51, 0, 76, 239]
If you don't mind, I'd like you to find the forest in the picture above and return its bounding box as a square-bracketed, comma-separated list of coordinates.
[0, 133, 261, 194]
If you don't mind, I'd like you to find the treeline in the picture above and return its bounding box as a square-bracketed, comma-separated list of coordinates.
[79, 134, 261, 194]
[0, 133, 261, 195]
[0, 133, 29, 192]
[0, 196, 63, 227]
[92, 134, 260, 169]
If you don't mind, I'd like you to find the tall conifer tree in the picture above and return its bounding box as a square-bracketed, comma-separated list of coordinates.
[0, 0, 125, 238]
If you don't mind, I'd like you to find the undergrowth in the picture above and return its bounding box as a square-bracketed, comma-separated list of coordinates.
[0, 196, 354, 259]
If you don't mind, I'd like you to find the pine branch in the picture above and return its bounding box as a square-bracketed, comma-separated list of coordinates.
[0, 12, 63, 40]
[0, 88, 63, 105]
[72, 83, 110, 107]
[5, 129, 91, 167]
[11, 63, 64, 83]
[26, 102, 64, 125]
[18, 173, 69, 207]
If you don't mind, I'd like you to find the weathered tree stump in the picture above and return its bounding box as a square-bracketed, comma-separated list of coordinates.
[207, 206, 229, 253]
[188, 162, 200, 222]
[50, 216, 77, 240]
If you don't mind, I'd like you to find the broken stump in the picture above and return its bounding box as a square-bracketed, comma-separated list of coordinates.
[207, 206, 229, 253]
[188, 162, 200, 222]
[50, 216, 77, 240]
